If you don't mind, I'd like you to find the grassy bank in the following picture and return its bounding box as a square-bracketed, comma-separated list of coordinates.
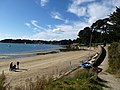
[0, 71, 6, 90]
[1, 69, 106, 90]
[45, 69, 106, 90]
[107, 42, 120, 77]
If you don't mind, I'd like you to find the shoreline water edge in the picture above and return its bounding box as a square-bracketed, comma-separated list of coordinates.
[0, 50, 61, 60]
[0, 43, 65, 60]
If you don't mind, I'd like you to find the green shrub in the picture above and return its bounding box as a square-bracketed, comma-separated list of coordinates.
[108, 42, 120, 76]
[45, 69, 106, 90]
[0, 71, 6, 90]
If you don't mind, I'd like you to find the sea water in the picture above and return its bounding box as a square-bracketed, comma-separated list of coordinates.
[0, 43, 62, 59]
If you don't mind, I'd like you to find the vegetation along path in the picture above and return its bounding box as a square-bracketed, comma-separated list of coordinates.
[98, 46, 120, 90]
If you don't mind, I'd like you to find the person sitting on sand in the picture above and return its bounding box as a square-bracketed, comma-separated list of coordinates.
[17, 61, 20, 69]
[9, 62, 13, 71]
[12, 64, 16, 71]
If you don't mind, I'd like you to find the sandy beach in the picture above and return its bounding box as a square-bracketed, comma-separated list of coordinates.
[0, 50, 97, 87]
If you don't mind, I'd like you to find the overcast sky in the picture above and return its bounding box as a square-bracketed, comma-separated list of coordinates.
[0, 0, 120, 40]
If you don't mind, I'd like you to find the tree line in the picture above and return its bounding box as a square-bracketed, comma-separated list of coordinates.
[77, 7, 120, 45]
[0, 39, 77, 45]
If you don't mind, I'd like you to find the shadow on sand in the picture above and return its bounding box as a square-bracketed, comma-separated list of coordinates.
[13, 68, 28, 72]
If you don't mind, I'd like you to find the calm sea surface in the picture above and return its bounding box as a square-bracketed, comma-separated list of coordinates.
[0, 43, 62, 59]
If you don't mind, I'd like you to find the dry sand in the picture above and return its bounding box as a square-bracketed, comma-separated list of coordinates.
[0, 50, 96, 87]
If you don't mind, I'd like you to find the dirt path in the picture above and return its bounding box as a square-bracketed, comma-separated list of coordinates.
[98, 47, 120, 90]
[0, 50, 96, 88]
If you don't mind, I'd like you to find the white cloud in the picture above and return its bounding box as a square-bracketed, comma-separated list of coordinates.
[32, 28, 41, 33]
[87, 2, 112, 24]
[25, 23, 31, 28]
[31, 20, 46, 31]
[88, 17, 98, 25]
[40, 0, 49, 7]
[68, 6, 86, 17]
[86, 0, 120, 24]
[31, 21, 89, 40]
[52, 28, 64, 33]
[51, 11, 69, 24]
[32, 30, 71, 40]
[0, 33, 31, 40]
[51, 11, 63, 21]
[67, 0, 120, 25]
[102, 0, 120, 12]
[88, 3, 112, 18]
[65, 19, 69, 24]
[25, 20, 47, 34]
[111, 0, 120, 7]
[47, 25, 52, 29]
[68, 0, 95, 17]
[72, 0, 95, 5]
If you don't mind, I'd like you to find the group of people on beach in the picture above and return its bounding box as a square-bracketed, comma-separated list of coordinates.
[9, 61, 19, 71]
